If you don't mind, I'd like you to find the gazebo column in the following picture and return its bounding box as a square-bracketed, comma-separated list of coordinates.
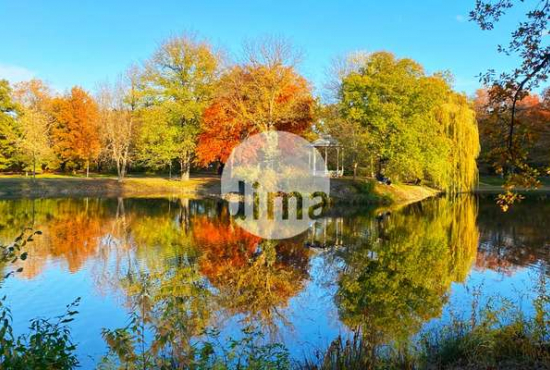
[324, 147, 328, 175]
[312, 148, 316, 176]
[341, 147, 344, 176]
[336, 147, 340, 175]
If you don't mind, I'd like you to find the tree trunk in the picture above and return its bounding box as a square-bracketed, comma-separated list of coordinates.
[217, 161, 224, 176]
[180, 157, 190, 181]
[121, 158, 127, 181]
[32, 155, 36, 180]
[116, 160, 122, 182]
[353, 162, 358, 180]
[86, 160, 90, 178]
[169, 162, 172, 180]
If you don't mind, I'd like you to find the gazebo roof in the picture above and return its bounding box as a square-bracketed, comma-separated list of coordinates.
[311, 135, 341, 147]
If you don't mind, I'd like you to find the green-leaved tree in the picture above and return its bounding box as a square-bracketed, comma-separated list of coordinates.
[0, 80, 20, 170]
[336, 52, 479, 193]
[140, 33, 220, 180]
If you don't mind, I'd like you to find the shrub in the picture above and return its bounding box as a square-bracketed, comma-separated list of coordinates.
[0, 231, 80, 370]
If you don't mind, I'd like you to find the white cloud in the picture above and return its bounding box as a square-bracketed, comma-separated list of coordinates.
[0, 63, 35, 83]
[456, 15, 466, 23]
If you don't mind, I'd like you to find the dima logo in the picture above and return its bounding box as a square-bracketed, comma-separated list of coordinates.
[221, 131, 330, 239]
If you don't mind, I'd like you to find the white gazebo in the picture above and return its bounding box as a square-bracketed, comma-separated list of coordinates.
[309, 135, 344, 177]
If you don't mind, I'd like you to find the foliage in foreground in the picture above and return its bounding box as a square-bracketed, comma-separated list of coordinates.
[0, 298, 80, 370]
[99, 302, 550, 370]
[306, 281, 550, 370]
[99, 274, 549, 370]
[0, 231, 80, 370]
[100, 324, 289, 370]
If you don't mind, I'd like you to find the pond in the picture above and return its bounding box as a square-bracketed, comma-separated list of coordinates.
[0, 195, 548, 368]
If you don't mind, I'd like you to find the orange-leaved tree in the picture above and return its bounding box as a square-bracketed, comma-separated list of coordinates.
[51, 87, 101, 176]
[475, 87, 550, 188]
[196, 39, 315, 167]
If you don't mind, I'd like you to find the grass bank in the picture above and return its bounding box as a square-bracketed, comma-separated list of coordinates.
[476, 175, 550, 193]
[0, 174, 440, 205]
[0, 174, 220, 199]
[330, 177, 440, 205]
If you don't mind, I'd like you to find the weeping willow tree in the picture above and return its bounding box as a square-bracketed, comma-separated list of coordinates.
[436, 91, 481, 194]
[336, 52, 480, 193]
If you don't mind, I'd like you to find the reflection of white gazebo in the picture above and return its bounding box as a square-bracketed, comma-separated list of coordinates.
[309, 135, 344, 177]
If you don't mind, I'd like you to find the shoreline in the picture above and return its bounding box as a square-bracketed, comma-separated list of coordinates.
[475, 176, 550, 194]
[6, 174, 550, 205]
[0, 175, 220, 200]
[0, 175, 440, 205]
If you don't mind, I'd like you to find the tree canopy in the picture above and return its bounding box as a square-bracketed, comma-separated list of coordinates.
[196, 40, 315, 166]
[333, 52, 480, 193]
[0, 80, 20, 170]
[50, 87, 100, 176]
[139, 33, 220, 180]
[0, 35, 512, 198]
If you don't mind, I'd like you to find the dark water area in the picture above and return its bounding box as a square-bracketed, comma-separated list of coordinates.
[0, 195, 548, 368]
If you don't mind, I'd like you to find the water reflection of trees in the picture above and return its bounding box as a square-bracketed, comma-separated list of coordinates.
[476, 196, 550, 273]
[104, 198, 312, 358]
[0, 198, 113, 278]
[0, 198, 311, 325]
[2, 195, 550, 353]
[194, 213, 310, 329]
[333, 197, 479, 345]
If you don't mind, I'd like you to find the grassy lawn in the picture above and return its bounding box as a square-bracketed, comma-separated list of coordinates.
[477, 175, 550, 192]
[11, 173, 550, 200]
[0, 173, 220, 199]
[0, 173, 441, 205]
[330, 177, 440, 205]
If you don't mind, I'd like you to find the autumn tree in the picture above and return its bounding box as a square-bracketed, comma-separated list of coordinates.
[476, 88, 549, 169]
[97, 66, 140, 181]
[338, 52, 430, 183]
[13, 79, 55, 177]
[140, 33, 220, 180]
[196, 38, 315, 167]
[51, 87, 101, 176]
[136, 105, 179, 177]
[13, 79, 52, 113]
[320, 53, 374, 180]
[434, 85, 481, 194]
[470, 0, 550, 206]
[0, 80, 19, 170]
[337, 51, 479, 193]
[17, 109, 52, 178]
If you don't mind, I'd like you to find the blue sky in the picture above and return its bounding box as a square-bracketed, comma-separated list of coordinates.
[0, 0, 528, 97]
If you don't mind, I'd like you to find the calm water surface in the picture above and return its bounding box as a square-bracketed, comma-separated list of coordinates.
[0, 195, 548, 368]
